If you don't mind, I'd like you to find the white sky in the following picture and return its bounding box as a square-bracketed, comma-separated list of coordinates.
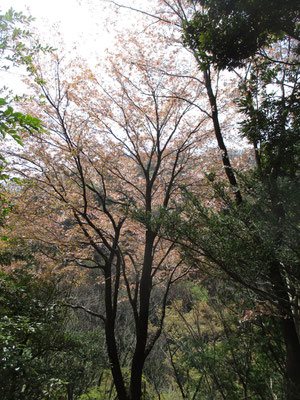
[2, 0, 115, 59]
[1, 0, 144, 94]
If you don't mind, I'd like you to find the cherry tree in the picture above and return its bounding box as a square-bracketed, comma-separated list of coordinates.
[9, 29, 211, 398]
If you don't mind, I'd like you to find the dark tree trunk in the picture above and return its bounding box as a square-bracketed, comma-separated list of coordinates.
[105, 320, 129, 400]
[105, 262, 129, 400]
[269, 178, 300, 400]
[282, 316, 300, 400]
[270, 260, 300, 400]
[203, 68, 242, 204]
[130, 230, 156, 400]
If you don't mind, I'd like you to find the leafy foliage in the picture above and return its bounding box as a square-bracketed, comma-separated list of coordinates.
[0, 267, 69, 399]
[183, 0, 300, 69]
[0, 7, 43, 142]
[164, 281, 285, 399]
[0, 7, 44, 230]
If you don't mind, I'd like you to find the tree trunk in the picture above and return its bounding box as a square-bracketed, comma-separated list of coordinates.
[203, 68, 242, 204]
[282, 316, 300, 400]
[270, 261, 300, 400]
[268, 179, 300, 400]
[130, 230, 156, 399]
[105, 264, 129, 400]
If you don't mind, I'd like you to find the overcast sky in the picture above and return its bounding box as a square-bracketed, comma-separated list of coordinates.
[2, 0, 141, 93]
[2, 0, 115, 58]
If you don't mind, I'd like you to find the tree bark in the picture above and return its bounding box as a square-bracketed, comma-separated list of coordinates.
[203, 68, 242, 204]
[130, 230, 156, 400]
[282, 316, 300, 400]
[269, 178, 300, 400]
[105, 263, 129, 400]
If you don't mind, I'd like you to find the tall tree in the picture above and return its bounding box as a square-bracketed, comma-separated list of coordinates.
[158, 2, 300, 399]
[9, 32, 208, 399]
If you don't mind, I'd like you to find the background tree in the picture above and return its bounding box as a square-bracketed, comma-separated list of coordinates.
[0, 238, 114, 400]
[183, 0, 299, 69]
[164, 10, 299, 400]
